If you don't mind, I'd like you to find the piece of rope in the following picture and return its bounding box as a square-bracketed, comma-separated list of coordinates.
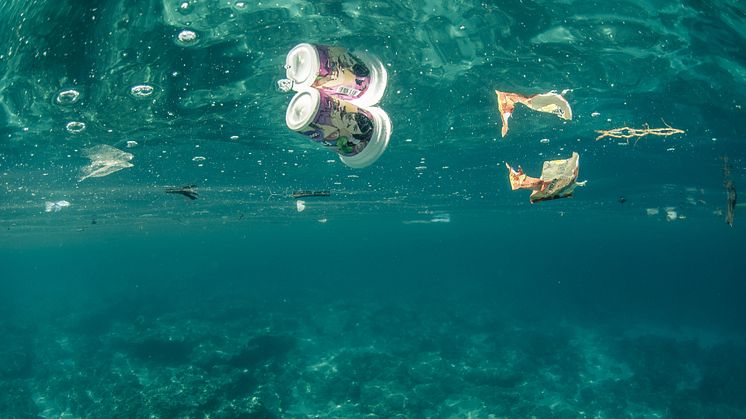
[595, 121, 685, 143]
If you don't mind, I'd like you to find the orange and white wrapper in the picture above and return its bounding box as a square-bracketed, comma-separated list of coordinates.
[496, 90, 572, 137]
[505, 152, 585, 203]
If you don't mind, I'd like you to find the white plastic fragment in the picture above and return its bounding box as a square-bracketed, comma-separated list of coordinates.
[45, 200, 70, 212]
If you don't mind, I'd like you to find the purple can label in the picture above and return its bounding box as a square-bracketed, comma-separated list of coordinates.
[300, 92, 374, 157]
[314, 45, 371, 101]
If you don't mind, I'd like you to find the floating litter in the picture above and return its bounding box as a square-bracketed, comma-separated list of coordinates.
[126, 140, 138, 148]
[506, 152, 584, 203]
[192, 156, 206, 162]
[296, 200, 306, 212]
[45, 200, 70, 213]
[495, 90, 572, 137]
[646, 208, 659, 216]
[79, 145, 134, 181]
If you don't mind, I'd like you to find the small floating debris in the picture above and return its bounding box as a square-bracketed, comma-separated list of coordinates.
[66, 121, 86, 134]
[165, 185, 198, 200]
[192, 156, 206, 162]
[291, 190, 330, 199]
[55, 89, 81, 105]
[129, 84, 155, 98]
[403, 212, 451, 224]
[495, 89, 572, 137]
[665, 207, 678, 222]
[540, 138, 550, 144]
[296, 200, 306, 212]
[79, 145, 133, 181]
[591, 111, 601, 117]
[646, 208, 660, 216]
[126, 140, 138, 148]
[723, 156, 737, 227]
[595, 122, 685, 144]
[505, 152, 585, 203]
[45, 200, 70, 213]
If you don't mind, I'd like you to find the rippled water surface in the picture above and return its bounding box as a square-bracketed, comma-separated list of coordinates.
[1, 1, 745, 418]
[1, 0, 744, 229]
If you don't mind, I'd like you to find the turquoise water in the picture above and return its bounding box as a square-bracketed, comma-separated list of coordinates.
[1, 0, 746, 417]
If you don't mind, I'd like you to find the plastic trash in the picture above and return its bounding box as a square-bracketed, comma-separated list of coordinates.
[79, 145, 134, 181]
[505, 151, 585, 203]
[165, 185, 198, 200]
[286, 88, 391, 168]
[595, 122, 685, 144]
[291, 190, 330, 199]
[495, 90, 572, 137]
[45, 200, 70, 212]
[283, 43, 388, 107]
[723, 156, 737, 227]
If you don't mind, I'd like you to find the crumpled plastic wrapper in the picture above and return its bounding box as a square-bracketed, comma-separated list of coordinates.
[79, 145, 134, 181]
[506, 151, 585, 203]
[496, 90, 572, 137]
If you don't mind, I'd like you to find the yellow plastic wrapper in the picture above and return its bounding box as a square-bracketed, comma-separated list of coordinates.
[505, 152, 585, 203]
[496, 90, 572, 137]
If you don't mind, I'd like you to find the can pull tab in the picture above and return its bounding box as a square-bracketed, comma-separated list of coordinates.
[277, 78, 294, 93]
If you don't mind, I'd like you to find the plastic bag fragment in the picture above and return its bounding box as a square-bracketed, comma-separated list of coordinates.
[723, 156, 737, 227]
[45, 200, 70, 212]
[505, 151, 585, 203]
[79, 145, 134, 181]
[495, 90, 572, 137]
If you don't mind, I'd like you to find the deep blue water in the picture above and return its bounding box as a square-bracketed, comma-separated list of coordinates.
[2, 0, 746, 418]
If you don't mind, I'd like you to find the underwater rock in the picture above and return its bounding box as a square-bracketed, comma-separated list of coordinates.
[228, 335, 296, 368]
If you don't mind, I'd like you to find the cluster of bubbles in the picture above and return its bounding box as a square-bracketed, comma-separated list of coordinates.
[129, 84, 155, 98]
[65, 121, 86, 134]
[55, 89, 81, 106]
[176, 29, 198, 46]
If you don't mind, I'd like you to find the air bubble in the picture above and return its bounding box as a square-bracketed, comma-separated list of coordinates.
[55, 89, 81, 105]
[176, 30, 198, 46]
[129, 84, 155, 98]
[66, 121, 86, 134]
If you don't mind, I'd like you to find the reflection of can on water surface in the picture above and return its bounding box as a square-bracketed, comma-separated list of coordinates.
[286, 88, 391, 169]
[284, 43, 387, 107]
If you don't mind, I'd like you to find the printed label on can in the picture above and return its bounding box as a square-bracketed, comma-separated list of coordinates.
[299, 92, 374, 157]
[314, 45, 371, 101]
